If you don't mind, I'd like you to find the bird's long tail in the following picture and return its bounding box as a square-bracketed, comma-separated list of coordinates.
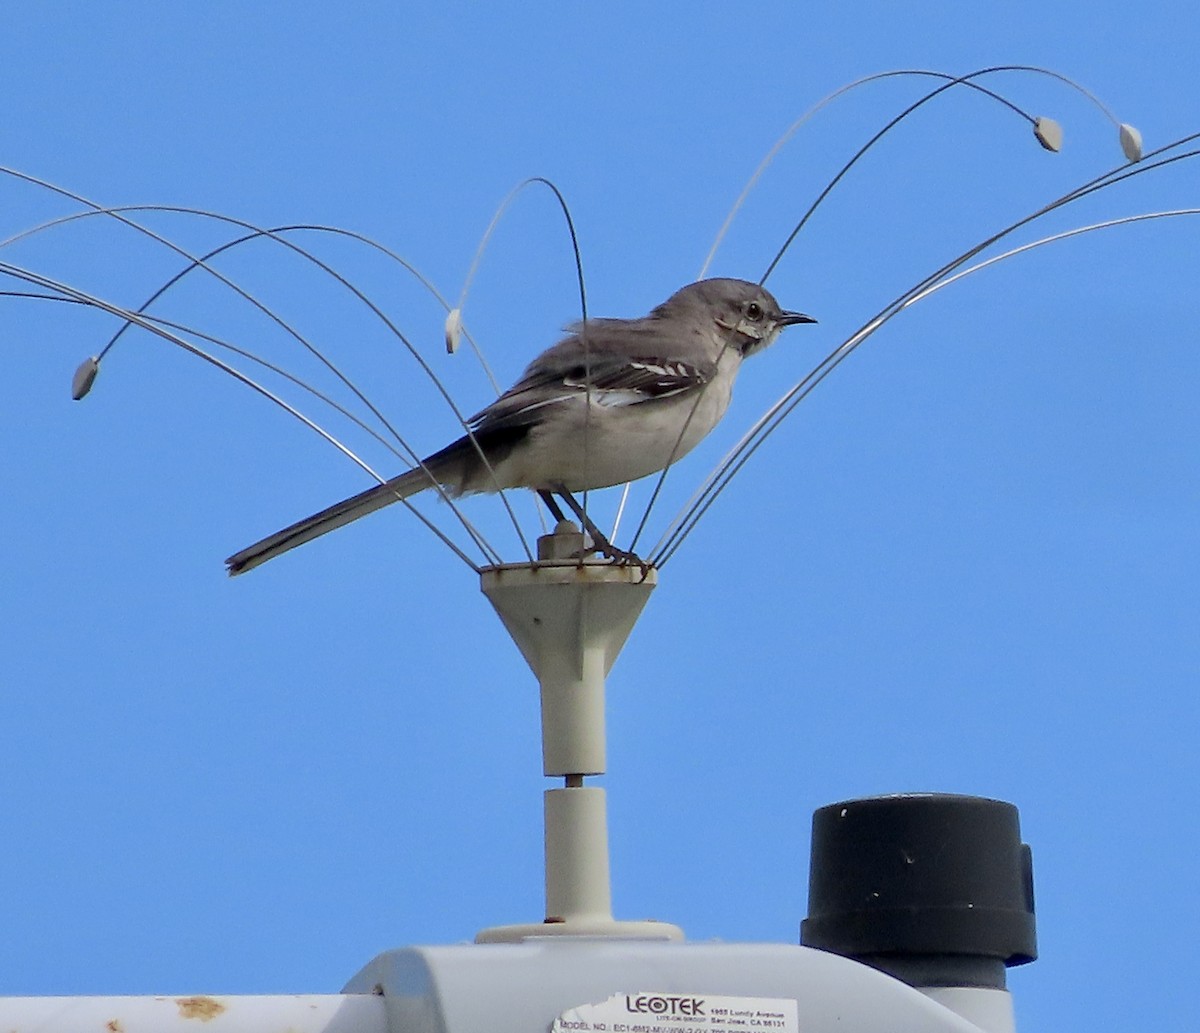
[225, 465, 433, 576]
[225, 422, 532, 576]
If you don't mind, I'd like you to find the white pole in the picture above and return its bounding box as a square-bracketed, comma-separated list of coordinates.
[476, 523, 681, 942]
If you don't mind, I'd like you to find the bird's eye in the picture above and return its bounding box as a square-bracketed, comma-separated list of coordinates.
[745, 302, 763, 321]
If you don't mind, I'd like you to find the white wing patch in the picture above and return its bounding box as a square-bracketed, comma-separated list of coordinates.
[562, 359, 710, 403]
[471, 357, 713, 430]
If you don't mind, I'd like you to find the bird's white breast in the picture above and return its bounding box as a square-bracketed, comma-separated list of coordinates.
[495, 352, 741, 492]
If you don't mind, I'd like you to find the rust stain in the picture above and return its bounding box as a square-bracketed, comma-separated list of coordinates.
[107, 1021, 124, 1033]
[176, 996, 227, 1022]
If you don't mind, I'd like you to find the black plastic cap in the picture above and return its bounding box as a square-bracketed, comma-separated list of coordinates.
[800, 794, 1036, 989]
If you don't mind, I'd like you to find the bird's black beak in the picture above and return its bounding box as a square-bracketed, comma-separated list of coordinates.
[778, 310, 818, 327]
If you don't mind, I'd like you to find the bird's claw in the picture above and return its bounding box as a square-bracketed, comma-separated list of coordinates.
[572, 538, 651, 577]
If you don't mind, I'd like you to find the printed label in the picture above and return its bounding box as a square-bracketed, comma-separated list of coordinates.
[552, 991, 798, 1033]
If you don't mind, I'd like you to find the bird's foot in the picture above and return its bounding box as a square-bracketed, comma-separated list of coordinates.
[547, 486, 651, 575]
[574, 536, 651, 576]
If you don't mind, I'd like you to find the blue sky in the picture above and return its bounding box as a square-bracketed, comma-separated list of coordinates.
[2, 3, 1198, 1031]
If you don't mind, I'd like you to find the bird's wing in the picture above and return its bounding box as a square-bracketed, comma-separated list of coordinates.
[469, 314, 718, 432]
[468, 354, 714, 430]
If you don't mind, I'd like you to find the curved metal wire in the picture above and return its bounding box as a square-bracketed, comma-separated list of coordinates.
[911, 210, 1200, 301]
[0, 183, 534, 562]
[699, 67, 1040, 281]
[448, 175, 592, 545]
[756, 64, 1135, 287]
[0, 262, 486, 570]
[626, 67, 1063, 557]
[0, 173, 411, 448]
[650, 138, 1200, 566]
[106, 217, 527, 563]
[452, 175, 589, 371]
[1000, 64, 1123, 128]
[7, 284, 450, 472]
[0, 182, 514, 562]
[2, 67, 1150, 571]
[0, 202, 504, 413]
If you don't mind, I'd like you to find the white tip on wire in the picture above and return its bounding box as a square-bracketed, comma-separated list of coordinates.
[1033, 116, 1064, 152]
[71, 356, 100, 399]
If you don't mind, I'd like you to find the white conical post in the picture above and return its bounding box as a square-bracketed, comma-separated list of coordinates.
[475, 523, 682, 942]
[480, 525, 655, 778]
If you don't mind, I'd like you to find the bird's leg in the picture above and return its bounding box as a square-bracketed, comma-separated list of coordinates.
[537, 489, 568, 523]
[551, 485, 645, 567]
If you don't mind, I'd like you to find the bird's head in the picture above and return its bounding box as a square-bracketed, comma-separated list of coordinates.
[661, 277, 816, 358]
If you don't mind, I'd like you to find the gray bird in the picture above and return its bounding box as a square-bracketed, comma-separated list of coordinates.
[226, 277, 815, 575]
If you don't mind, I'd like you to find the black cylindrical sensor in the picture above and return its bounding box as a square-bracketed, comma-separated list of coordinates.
[800, 794, 1036, 989]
